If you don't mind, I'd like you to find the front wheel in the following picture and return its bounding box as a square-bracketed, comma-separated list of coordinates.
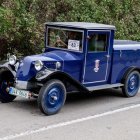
[122, 71, 140, 97]
[38, 79, 66, 115]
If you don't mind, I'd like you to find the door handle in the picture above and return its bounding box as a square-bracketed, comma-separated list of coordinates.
[105, 55, 110, 58]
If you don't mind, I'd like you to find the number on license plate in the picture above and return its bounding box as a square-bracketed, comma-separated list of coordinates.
[9, 87, 29, 99]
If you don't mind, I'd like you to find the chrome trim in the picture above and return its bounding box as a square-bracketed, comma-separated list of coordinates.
[15, 80, 37, 90]
[15, 81, 28, 90]
[87, 83, 124, 91]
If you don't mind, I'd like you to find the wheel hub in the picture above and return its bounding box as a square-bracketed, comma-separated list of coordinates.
[51, 95, 58, 101]
[130, 80, 135, 89]
[128, 74, 139, 93]
[48, 88, 60, 105]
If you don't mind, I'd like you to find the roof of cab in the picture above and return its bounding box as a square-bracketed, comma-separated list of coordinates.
[45, 22, 116, 30]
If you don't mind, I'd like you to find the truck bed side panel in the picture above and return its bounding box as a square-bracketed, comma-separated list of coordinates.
[111, 50, 140, 84]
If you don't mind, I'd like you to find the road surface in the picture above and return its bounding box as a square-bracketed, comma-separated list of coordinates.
[0, 88, 140, 140]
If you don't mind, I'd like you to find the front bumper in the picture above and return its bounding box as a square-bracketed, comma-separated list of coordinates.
[15, 69, 55, 90]
[15, 80, 38, 90]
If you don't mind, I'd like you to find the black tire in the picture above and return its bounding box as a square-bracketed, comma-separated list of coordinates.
[38, 79, 66, 115]
[122, 71, 140, 97]
[0, 69, 16, 103]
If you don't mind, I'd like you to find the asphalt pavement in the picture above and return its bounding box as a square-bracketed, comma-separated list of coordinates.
[0, 88, 140, 140]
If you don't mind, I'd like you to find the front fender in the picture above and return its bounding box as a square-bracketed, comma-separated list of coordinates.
[0, 61, 16, 77]
[35, 69, 55, 81]
[35, 69, 89, 92]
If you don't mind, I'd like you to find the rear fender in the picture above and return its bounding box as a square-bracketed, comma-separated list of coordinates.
[121, 66, 140, 83]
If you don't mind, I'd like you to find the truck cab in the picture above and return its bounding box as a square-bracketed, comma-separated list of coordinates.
[0, 22, 140, 115]
[45, 22, 115, 86]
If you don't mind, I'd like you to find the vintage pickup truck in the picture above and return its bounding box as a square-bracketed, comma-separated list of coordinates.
[0, 22, 140, 115]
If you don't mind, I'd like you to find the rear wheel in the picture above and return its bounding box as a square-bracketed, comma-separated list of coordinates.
[38, 79, 66, 115]
[122, 71, 140, 97]
[0, 69, 16, 103]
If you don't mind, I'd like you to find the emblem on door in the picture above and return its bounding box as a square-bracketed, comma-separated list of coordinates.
[94, 60, 100, 72]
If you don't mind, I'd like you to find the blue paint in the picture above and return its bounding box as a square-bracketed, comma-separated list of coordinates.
[111, 50, 140, 84]
[16, 50, 84, 81]
[127, 74, 139, 95]
[83, 31, 112, 84]
[13, 22, 140, 91]
[46, 85, 64, 111]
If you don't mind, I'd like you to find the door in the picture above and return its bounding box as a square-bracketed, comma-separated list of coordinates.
[83, 31, 111, 84]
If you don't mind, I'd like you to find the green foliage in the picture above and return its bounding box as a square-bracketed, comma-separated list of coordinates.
[0, 0, 140, 60]
[56, 0, 140, 41]
[0, 0, 43, 59]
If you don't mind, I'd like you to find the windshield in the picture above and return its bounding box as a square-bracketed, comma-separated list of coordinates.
[47, 27, 83, 52]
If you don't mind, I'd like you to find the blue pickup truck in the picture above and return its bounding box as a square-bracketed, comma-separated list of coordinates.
[0, 22, 140, 115]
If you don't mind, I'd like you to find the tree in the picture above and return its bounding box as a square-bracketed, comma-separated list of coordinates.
[0, 0, 43, 59]
[0, 0, 140, 60]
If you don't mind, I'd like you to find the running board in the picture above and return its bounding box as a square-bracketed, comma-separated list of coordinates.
[86, 83, 124, 91]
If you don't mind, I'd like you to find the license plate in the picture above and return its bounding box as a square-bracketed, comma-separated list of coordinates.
[9, 87, 29, 99]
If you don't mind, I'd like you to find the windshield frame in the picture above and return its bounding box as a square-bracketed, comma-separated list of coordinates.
[46, 26, 84, 53]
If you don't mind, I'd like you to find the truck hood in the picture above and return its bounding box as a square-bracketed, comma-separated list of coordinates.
[31, 50, 82, 61]
[16, 50, 82, 81]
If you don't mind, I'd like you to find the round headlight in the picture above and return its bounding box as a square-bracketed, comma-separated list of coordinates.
[9, 55, 17, 65]
[34, 60, 44, 71]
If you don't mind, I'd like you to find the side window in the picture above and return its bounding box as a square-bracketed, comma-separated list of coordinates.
[88, 33, 109, 52]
